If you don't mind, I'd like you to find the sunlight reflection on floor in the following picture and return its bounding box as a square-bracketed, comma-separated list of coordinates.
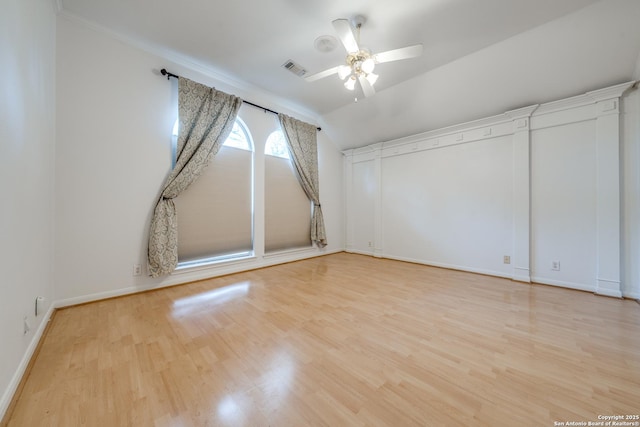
[172, 282, 250, 316]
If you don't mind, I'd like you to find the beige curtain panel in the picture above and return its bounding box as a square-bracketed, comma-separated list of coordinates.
[148, 77, 242, 277]
[278, 113, 327, 248]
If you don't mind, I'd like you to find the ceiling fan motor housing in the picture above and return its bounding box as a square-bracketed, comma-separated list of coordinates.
[347, 49, 373, 75]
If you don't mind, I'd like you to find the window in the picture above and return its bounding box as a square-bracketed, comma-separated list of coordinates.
[264, 130, 312, 252]
[174, 118, 254, 265]
[223, 121, 251, 150]
[264, 130, 290, 159]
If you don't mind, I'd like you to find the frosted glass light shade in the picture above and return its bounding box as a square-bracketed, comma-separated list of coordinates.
[344, 77, 356, 91]
[337, 65, 351, 80]
[362, 58, 375, 74]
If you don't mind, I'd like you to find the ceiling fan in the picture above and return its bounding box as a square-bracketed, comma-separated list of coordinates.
[305, 15, 423, 98]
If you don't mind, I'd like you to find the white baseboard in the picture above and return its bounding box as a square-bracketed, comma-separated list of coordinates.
[381, 254, 513, 279]
[622, 291, 640, 300]
[345, 249, 375, 256]
[595, 278, 623, 298]
[55, 248, 344, 309]
[513, 267, 531, 283]
[595, 288, 623, 298]
[0, 305, 56, 422]
[512, 274, 531, 283]
[530, 276, 596, 293]
[55, 284, 152, 308]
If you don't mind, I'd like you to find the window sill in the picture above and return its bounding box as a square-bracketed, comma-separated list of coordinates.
[171, 246, 322, 278]
[263, 245, 317, 259]
[173, 252, 256, 275]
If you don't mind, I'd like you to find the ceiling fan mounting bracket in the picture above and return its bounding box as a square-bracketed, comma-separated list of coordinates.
[350, 15, 367, 30]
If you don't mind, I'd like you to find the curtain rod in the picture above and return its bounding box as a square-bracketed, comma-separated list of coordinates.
[160, 69, 321, 131]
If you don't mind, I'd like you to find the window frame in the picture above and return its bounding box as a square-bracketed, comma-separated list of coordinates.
[174, 116, 256, 269]
[264, 129, 313, 253]
[264, 129, 291, 159]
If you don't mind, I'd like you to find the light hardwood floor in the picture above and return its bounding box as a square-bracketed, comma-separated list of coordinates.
[4, 253, 640, 426]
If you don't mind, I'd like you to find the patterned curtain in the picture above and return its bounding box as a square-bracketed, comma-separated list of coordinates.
[148, 77, 242, 277]
[278, 113, 327, 248]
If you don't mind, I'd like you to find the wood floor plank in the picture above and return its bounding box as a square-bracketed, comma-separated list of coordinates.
[4, 253, 639, 426]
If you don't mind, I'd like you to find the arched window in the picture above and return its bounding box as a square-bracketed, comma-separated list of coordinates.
[175, 118, 254, 266]
[264, 130, 290, 159]
[264, 130, 311, 252]
[223, 120, 251, 151]
[173, 118, 251, 150]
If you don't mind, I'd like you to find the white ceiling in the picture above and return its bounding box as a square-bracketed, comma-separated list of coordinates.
[60, 0, 640, 149]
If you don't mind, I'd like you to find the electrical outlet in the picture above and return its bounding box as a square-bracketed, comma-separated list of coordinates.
[133, 264, 142, 276]
[503, 255, 511, 264]
[368, 241, 372, 248]
[551, 261, 560, 271]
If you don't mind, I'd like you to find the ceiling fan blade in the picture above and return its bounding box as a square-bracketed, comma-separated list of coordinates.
[358, 75, 376, 98]
[332, 19, 360, 54]
[374, 44, 423, 64]
[304, 66, 340, 82]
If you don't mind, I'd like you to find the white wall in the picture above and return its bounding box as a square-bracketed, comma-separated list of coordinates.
[0, 0, 56, 418]
[345, 81, 639, 298]
[621, 89, 640, 299]
[531, 121, 597, 289]
[382, 136, 514, 277]
[349, 161, 376, 255]
[54, 15, 344, 306]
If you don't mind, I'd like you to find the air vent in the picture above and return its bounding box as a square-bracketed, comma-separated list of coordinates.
[282, 60, 307, 77]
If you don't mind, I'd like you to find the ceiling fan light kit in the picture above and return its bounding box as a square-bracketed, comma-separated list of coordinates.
[344, 76, 357, 91]
[305, 14, 423, 99]
[341, 49, 377, 91]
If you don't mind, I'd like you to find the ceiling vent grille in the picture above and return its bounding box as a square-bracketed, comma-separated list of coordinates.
[282, 60, 307, 77]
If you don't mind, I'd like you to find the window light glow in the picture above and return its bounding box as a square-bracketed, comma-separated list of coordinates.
[223, 121, 251, 150]
[265, 130, 290, 159]
[172, 282, 250, 317]
[172, 118, 179, 136]
[172, 118, 251, 151]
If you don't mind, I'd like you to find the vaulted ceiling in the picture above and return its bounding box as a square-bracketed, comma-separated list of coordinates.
[59, 0, 640, 149]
